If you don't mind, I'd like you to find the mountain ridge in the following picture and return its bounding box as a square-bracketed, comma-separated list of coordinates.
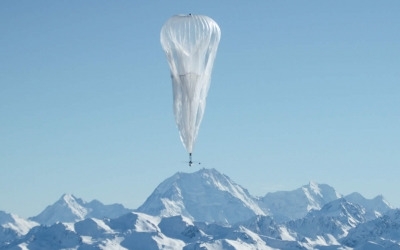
[29, 193, 132, 226]
[1, 168, 397, 250]
[137, 168, 266, 225]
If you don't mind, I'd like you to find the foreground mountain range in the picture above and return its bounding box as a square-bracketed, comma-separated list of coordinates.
[1, 168, 399, 249]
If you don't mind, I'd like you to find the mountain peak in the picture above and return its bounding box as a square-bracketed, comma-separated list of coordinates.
[0, 210, 38, 244]
[318, 198, 366, 223]
[260, 182, 342, 222]
[30, 194, 131, 225]
[2, 170, 399, 249]
[345, 192, 393, 220]
[302, 182, 342, 210]
[137, 168, 266, 225]
[373, 194, 393, 209]
[29, 194, 87, 225]
[307, 181, 322, 196]
[60, 194, 88, 218]
[194, 168, 248, 194]
[61, 193, 78, 203]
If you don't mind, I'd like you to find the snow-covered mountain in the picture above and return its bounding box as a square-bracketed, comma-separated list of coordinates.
[285, 198, 366, 248]
[1, 212, 276, 250]
[240, 215, 295, 241]
[30, 194, 132, 225]
[259, 181, 342, 222]
[0, 211, 38, 246]
[137, 168, 266, 225]
[345, 192, 393, 220]
[1, 168, 400, 250]
[341, 209, 400, 249]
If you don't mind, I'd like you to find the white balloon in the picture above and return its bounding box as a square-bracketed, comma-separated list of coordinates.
[161, 14, 221, 153]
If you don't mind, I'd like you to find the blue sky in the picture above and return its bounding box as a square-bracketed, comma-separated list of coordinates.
[1, 1, 399, 217]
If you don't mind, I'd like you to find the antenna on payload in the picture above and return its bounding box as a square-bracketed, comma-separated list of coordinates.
[188, 153, 201, 167]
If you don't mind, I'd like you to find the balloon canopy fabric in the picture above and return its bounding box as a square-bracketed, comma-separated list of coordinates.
[161, 14, 221, 154]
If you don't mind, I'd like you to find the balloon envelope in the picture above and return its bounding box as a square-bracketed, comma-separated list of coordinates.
[160, 14, 221, 153]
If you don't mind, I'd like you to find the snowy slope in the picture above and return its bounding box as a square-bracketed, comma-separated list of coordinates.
[1, 212, 286, 250]
[286, 198, 366, 248]
[5, 223, 82, 250]
[345, 192, 393, 220]
[30, 194, 131, 225]
[240, 215, 295, 241]
[189, 220, 304, 250]
[341, 209, 400, 249]
[2, 168, 400, 250]
[5, 208, 400, 250]
[2, 212, 185, 250]
[0, 211, 38, 246]
[137, 168, 266, 225]
[259, 181, 342, 222]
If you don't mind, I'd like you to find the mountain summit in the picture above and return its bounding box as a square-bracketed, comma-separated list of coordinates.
[137, 168, 266, 224]
[30, 194, 131, 225]
[259, 181, 341, 222]
[1, 168, 399, 249]
[0, 211, 38, 246]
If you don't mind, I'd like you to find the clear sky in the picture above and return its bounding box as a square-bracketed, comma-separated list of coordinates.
[1, 1, 399, 218]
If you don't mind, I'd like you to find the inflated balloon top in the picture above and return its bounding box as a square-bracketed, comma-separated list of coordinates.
[161, 14, 221, 154]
